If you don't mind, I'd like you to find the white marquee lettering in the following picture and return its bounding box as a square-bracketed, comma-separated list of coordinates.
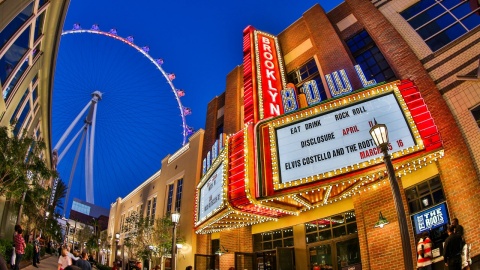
[264, 60, 275, 69]
[266, 69, 276, 80]
[270, 103, 281, 115]
[263, 51, 273, 60]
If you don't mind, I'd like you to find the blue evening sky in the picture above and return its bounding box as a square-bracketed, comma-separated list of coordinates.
[52, 0, 344, 215]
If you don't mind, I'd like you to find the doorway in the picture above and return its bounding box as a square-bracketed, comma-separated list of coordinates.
[308, 237, 361, 270]
[235, 247, 295, 270]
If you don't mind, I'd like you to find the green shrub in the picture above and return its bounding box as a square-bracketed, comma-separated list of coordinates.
[0, 239, 13, 261]
[24, 244, 33, 261]
[97, 264, 112, 270]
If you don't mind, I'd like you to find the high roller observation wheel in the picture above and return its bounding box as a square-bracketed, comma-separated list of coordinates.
[61, 24, 192, 145]
[52, 23, 194, 209]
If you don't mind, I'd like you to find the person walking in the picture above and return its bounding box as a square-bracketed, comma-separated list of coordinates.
[75, 252, 91, 270]
[13, 226, 26, 270]
[417, 232, 433, 270]
[58, 248, 73, 270]
[33, 234, 41, 267]
[444, 225, 463, 270]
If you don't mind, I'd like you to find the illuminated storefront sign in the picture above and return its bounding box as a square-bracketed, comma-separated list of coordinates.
[276, 93, 415, 184]
[255, 31, 285, 119]
[412, 202, 449, 234]
[243, 26, 287, 124]
[198, 162, 224, 222]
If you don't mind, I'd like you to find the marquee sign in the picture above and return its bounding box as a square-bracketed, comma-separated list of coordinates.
[195, 152, 227, 226]
[243, 26, 287, 124]
[257, 82, 433, 194]
[276, 93, 415, 184]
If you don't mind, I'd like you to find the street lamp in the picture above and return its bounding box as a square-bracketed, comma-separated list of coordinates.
[369, 122, 414, 270]
[171, 212, 180, 270]
[115, 233, 120, 267]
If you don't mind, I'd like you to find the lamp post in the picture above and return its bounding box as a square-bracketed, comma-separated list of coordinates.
[369, 123, 413, 270]
[171, 212, 180, 270]
[115, 233, 120, 268]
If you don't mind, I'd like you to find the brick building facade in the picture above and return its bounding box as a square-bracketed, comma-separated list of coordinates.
[196, 1, 480, 270]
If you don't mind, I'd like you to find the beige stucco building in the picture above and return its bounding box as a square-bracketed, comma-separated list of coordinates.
[107, 130, 204, 269]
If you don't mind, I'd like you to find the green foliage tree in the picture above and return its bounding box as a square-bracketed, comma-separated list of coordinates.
[0, 126, 57, 198]
[122, 212, 177, 266]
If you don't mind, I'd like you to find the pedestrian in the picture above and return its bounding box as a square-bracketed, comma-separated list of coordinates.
[75, 252, 91, 270]
[13, 226, 26, 270]
[452, 218, 464, 239]
[66, 246, 79, 265]
[186, 266, 193, 270]
[444, 225, 463, 270]
[33, 234, 41, 267]
[417, 232, 433, 270]
[58, 248, 72, 270]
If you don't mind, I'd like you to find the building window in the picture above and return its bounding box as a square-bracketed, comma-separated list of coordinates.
[0, 26, 31, 85]
[346, 30, 396, 83]
[175, 178, 183, 212]
[287, 58, 328, 102]
[138, 204, 144, 219]
[150, 197, 157, 225]
[253, 227, 294, 251]
[472, 104, 480, 128]
[305, 210, 357, 244]
[166, 184, 174, 215]
[0, 2, 33, 49]
[146, 200, 152, 224]
[405, 176, 446, 214]
[401, 0, 480, 51]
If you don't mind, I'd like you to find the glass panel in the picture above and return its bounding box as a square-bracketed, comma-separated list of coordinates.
[330, 215, 344, 226]
[282, 228, 293, 238]
[13, 102, 30, 136]
[336, 238, 361, 269]
[34, 12, 46, 41]
[409, 199, 421, 213]
[400, 0, 437, 20]
[333, 226, 346, 238]
[3, 60, 29, 101]
[263, 233, 272, 241]
[345, 211, 356, 223]
[306, 222, 318, 233]
[0, 3, 33, 49]
[318, 230, 332, 241]
[426, 22, 466, 51]
[32, 87, 38, 102]
[417, 182, 430, 196]
[462, 13, 480, 30]
[273, 240, 282, 248]
[306, 232, 318, 244]
[272, 230, 282, 240]
[347, 223, 358, 235]
[309, 244, 333, 269]
[429, 177, 442, 190]
[317, 218, 331, 229]
[253, 234, 262, 251]
[263, 242, 272, 250]
[283, 238, 294, 247]
[0, 27, 31, 84]
[409, 4, 445, 29]
[450, 3, 472, 19]
[432, 189, 446, 204]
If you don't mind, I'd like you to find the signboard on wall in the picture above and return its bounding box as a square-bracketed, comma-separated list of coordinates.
[197, 162, 224, 222]
[412, 202, 449, 235]
[275, 93, 415, 184]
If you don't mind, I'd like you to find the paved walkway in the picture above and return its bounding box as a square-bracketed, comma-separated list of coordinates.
[21, 255, 58, 270]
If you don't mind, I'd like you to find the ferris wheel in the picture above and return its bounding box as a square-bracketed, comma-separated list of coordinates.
[52, 23, 194, 214]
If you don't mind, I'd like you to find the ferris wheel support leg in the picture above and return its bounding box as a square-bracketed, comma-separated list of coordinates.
[85, 95, 99, 204]
[63, 126, 88, 218]
[58, 125, 87, 164]
[53, 101, 91, 152]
